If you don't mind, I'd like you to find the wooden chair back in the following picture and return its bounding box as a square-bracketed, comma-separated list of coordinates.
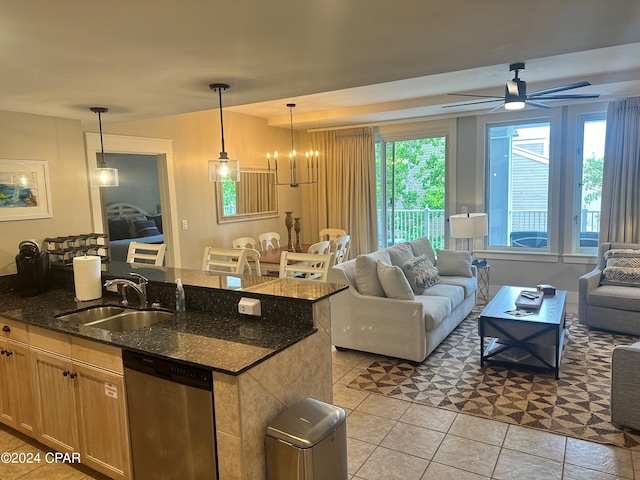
[259, 232, 281, 252]
[201, 247, 249, 274]
[278, 251, 333, 282]
[333, 235, 351, 264]
[232, 237, 257, 249]
[126, 242, 166, 266]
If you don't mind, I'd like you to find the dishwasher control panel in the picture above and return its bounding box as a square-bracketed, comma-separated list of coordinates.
[123, 350, 213, 391]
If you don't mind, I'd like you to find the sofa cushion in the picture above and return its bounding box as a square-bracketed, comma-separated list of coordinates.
[415, 295, 452, 331]
[354, 250, 391, 297]
[588, 285, 640, 311]
[439, 275, 478, 298]
[602, 249, 640, 287]
[387, 242, 414, 268]
[376, 262, 415, 300]
[402, 255, 440, 294]
[435, 249, 473, 277]
[421, 284, 465, 312]
[409, 237, 436, 264]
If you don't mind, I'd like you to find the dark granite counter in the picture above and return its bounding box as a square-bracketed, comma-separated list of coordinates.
[0, 263, 348, 375]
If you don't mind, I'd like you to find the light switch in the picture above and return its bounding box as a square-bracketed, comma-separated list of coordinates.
[181, 219, 188, 230]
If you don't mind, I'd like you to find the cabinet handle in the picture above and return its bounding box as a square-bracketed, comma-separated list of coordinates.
[2, 325, 9, 333]
[4, 351, 12, 357]
[0, 349, 5, 355]
[69, 372, 77, 379]
[63, 370, 70, 377]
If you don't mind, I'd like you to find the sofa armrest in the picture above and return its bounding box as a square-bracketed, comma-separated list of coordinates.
[578, 268, 602, 322]
[611, 342, 640, 429]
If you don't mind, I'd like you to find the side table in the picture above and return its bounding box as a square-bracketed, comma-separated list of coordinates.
[477, 264, 490, 304]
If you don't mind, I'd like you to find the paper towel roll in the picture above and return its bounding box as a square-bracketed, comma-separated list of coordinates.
[73, 256, 102, 301]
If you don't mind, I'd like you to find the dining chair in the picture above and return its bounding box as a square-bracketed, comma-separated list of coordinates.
[259, 232, 281, 252]
[307, 240, 331, 255]
[232, 236, 257, 249]
[319, 228, 347, 244]
[333, 235, 351, 264]
[126, 242, 167, 266]
[279, 251, 334, 281]
[201, 247, 249, 274]
[243, 248, 263, 276]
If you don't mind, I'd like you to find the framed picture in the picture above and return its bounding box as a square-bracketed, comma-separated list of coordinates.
[0, 159, 53, 221]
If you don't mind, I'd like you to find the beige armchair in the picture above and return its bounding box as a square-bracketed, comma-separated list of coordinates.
[578, 242, 640, 336]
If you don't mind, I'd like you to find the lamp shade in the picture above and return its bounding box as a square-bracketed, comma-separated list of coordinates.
[449, 213, 488, 239]
[91, 166, 119, 187]
[208, 156, 240, 182]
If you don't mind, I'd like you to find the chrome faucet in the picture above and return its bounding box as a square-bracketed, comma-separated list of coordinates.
[104, 273, 148, 308]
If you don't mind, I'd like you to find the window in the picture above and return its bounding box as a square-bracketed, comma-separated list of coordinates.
[486, 121, 551, 249]
[375, 137, 446, 249]
[574, 113, 606, 251]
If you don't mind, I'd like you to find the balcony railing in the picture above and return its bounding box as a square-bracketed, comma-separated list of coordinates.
[380, 208, 600, 249]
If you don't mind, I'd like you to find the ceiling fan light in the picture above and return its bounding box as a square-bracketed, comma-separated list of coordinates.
[505, 100, 525, 110]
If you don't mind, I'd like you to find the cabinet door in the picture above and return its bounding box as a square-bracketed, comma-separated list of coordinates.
[30, 349, 79, 453]
[9, 342, 36, 435]
[74, 362, 132, 480]
[0, 338, 17, 428]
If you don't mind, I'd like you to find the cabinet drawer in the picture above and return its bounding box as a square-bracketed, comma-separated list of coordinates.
[0, 317, 29, 343]
[71, 337, 123, 374]
[29, 326, 71, 357]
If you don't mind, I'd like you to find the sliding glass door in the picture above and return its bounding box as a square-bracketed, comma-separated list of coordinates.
[375, 137, 447, 249]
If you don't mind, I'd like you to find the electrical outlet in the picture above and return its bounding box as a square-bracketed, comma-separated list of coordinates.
[181, 219, 188, 230]
[461, 206, 468, 214]
[238, 297, 261, 316]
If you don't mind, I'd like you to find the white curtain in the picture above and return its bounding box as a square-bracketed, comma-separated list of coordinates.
[307, 127, 378, 257]
[600, 97, 640, 243]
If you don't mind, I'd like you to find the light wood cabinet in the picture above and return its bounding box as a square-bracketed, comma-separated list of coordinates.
[29, 326, 132, 480]
[0, 318, 35, 435]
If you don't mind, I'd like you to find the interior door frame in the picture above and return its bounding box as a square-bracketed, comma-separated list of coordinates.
[84, 133, 181, 268]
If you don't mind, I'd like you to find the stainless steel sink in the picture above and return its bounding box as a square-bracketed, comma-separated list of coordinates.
[86, 310, 174, 332]
[56, 305, 126, 324]
[56, 305, 174, 332]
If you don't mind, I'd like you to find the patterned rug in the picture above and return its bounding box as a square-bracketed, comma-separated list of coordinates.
[348, 308, 640, 448]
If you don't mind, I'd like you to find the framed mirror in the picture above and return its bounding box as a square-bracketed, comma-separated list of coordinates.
[216, 170, 278, 223]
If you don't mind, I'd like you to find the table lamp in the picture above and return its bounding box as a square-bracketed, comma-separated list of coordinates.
[449, 212, 488, 265]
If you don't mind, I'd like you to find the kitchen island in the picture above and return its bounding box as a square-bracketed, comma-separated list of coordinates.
[0, 262, 347, 479]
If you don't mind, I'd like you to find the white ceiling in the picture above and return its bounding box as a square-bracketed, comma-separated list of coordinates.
[2, 0, 640, 130]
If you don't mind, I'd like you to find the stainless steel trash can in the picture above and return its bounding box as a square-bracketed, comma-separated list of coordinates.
[265, 397, 347, 480]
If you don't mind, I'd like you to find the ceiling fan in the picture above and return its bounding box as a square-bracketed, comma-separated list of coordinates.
[445, 62, 600, 112]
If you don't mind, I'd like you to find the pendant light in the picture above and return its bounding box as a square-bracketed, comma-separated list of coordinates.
[208, 83, 240, 183]
[89, 107, 119, 187]
[267, 103, 319, 188]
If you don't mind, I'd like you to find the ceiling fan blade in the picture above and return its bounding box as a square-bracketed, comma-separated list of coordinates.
[487, 103, 505, 113]
[446, 93, 505, 99]
[527, 81, 591, 97]
[528, 93, 601, 100]
[525, 99, 551, 109]
[442, 98, 504, 108]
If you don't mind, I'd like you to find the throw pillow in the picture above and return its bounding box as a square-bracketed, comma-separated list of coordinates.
[376, 262, 415, 300]
[134, 220, 161, 237]
[435, 249, 473, 277]
[354, 251, 392, 297]
[387, 242, 414, 267]
[402, 255, 440, 294]
[108, 218, 130, 241]
[147, 214, 163, 234]
[409, 237, 436, 264]
[602, 249, 640, 287]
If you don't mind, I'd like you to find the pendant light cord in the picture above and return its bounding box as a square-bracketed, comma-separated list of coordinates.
[288, 104, 295, 155]
[218, 87, 225, 153]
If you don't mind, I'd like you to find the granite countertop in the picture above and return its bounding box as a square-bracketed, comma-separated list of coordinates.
[0, 288, 316, 375]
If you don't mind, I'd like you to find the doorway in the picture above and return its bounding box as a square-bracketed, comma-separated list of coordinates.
[84, 133, 181, 268]
[375, 136, 447, 250]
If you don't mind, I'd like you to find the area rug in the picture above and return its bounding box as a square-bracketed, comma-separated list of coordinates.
[348, 307, 640, 448]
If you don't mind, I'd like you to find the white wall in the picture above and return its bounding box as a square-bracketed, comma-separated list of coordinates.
[0, 110, 92, 275]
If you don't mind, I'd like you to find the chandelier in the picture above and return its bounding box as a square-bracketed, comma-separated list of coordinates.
[267, 103, 318, 188]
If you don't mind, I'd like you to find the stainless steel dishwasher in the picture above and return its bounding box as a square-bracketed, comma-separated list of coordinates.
[123, 350, 218, 480]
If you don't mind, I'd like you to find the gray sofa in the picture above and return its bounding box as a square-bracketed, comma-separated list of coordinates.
[578, 242, 640, 335]
[329, 238, 477, 363]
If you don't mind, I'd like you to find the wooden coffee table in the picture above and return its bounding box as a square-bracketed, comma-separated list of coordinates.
[478, 285, 567, 379]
